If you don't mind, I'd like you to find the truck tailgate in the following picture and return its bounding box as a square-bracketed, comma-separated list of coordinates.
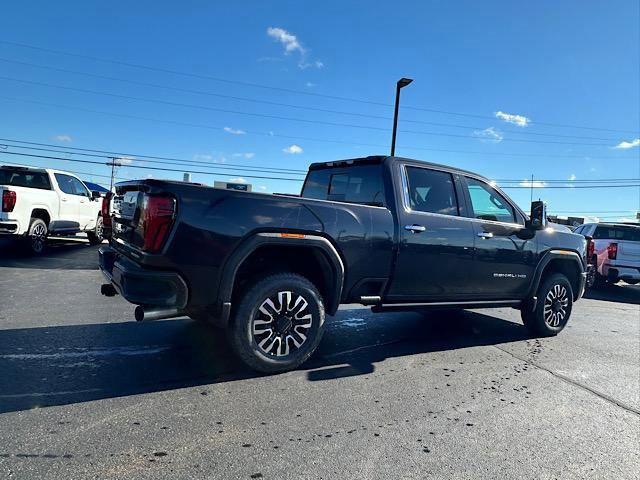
[618, 240, 640, 262]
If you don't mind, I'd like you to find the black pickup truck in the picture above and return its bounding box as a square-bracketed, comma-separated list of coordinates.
[99, 156, 587, 372]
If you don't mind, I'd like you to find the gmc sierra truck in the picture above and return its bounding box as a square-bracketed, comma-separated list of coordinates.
[99, 156, 587, 372]
[1, 165, 105, 253]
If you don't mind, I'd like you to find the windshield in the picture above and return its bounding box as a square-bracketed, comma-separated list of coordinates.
[0, 167, 52, 190]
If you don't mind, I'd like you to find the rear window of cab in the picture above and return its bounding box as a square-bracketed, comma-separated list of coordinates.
[301, 165, 385, 207]
[0, 168, 52, 190]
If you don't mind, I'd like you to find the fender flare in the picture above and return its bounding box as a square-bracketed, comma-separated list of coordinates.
[216, 232, 345, 325]
[527, 249, 585, 300]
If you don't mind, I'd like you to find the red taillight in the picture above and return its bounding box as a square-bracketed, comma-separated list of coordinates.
[586, 236, 595, 260]
[607, 243, 618, 260]
[2, 190, 16, 212]
[141, 195, 175, 253]
[101, 192, 112, 228]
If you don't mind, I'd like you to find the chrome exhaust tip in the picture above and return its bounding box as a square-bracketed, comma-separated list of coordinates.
[134, 306, 183, 322]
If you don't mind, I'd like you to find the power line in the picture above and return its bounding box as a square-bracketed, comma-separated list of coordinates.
[3, 151, 640, 190]
[0, 57, 625, 143]
[1, 38, 637, 135]
[0, 75, 623, 147]
[0, 142, 307, 177]
[4, 95, 640, 162]
[6, 140, 639, 185]
[0, 151, 305, 182]
[501, 184, 640, 189]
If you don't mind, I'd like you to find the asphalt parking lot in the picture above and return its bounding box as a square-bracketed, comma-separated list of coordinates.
[0, 238, 638, 479]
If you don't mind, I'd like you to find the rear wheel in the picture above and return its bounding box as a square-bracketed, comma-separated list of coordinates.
[25, 218, 48, 255]
[228, 273, 325, 373]
[521, 273, 573, 336]
[87, 216, 104, 245]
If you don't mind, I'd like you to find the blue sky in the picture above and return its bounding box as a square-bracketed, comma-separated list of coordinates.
[0, 0, 638, 221]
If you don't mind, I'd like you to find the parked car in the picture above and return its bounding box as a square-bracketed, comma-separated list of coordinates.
[99, 155, 587, 372]
[0, 165, 104, 253]
[83, 181, 110, 197]
[573, 222, 640, 286]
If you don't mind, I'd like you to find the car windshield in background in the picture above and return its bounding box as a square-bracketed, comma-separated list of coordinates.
[593, 225, 640, 242]
[0, 167, 51, 190]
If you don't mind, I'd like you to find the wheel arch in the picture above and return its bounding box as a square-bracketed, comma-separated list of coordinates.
[217, 232, 345, 326]
[528, 250, 584, 301]
[30, 208, 51, 226]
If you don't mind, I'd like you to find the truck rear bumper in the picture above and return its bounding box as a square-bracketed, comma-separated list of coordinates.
[99, 245, 188, 308]
[0, 221, 20, 235]
[603, 264, 640, 283]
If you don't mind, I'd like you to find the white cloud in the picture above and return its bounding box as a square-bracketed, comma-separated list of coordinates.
[223, 126, 246, 135]
[613, 138, 640, 149]
[232, 152, 255, 159]
[267, 27, 304, 55]
[115, 156, 134, 165]
[54, 134, 72, 142]
[228, 177, 247, 184]
[283, 144, 303, 154]
[305, 82, 317, 88]
[568, 173, 576, 181]
[266, 26, 323, 69]
[495, 111, 530, 127]
[472, 127, 504, 143]
[193, 154, 212, 161]
[519, 179, 547, 188]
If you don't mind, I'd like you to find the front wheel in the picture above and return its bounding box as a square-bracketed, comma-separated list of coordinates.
[87, 216, 104, 245]
[521, 273, 573, 336]
[228, 273, 325, 373]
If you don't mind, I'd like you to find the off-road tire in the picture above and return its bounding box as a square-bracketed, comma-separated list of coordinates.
[228, 273, 325, 373]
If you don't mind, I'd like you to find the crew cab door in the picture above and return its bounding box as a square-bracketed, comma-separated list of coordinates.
[68, 176, 97, 230]
[53, 173, 82, 232]
[386, 163, 476, 301]
[460, 176, 536, 298]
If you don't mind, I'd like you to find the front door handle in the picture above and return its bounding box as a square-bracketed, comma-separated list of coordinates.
[405, 224, 426, 233]
[477, 232, 494, 239]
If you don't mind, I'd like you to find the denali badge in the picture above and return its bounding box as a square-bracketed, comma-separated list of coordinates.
[493, 273, 527, 279]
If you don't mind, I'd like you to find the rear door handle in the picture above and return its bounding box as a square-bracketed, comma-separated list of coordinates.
[477, 232, 494, 239]
[405, 224, 426, 233]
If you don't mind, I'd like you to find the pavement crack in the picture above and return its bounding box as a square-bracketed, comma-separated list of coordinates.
[493, 345, 640, 417]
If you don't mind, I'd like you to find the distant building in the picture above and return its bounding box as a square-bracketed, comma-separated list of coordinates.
[214, 181, 252, 192]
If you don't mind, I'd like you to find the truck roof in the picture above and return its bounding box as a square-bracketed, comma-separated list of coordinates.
[308, 155, 492, 182]
[1, 163, 84, 178]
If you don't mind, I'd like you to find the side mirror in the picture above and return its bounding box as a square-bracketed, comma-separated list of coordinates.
[527, 200, 547, 231]
[91, 191, 102, 200]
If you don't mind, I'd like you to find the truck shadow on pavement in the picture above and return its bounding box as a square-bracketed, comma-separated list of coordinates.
[0, 309, 531, 414]
[583, 284, 639, 305]
[0, 238, 101, 270]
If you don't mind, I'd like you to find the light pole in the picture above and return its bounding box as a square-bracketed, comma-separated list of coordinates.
[390, 77, 413, 156]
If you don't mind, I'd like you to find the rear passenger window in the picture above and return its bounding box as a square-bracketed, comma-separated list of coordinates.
[405, 167, 459, 216]
[55, 174, 76, 195]
[302, 165, 385, 206]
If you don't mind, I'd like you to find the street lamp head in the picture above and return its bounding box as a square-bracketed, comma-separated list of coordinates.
[397, 77, 413, 88]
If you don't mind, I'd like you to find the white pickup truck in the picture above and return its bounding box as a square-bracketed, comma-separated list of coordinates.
[574, 222, 640, 286]
[0, 165, 105, 253]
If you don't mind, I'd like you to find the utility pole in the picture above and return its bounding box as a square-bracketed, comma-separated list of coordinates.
[106, 157, 120, 191]
[530, 173, 534, 203]
[390, 77, 413, 156]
